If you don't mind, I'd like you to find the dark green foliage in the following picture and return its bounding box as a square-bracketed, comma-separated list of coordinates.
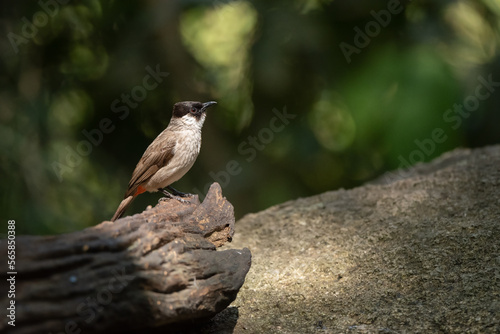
[1, 0, 499, 234]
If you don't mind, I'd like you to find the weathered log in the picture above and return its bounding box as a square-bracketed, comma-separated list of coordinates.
[1, 183, 251, 334]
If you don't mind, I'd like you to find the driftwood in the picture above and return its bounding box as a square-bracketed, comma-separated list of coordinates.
[1, 183, 251, 334]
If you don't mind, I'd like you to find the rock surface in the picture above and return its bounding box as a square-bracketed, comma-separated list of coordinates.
[222, 145, 500, 333]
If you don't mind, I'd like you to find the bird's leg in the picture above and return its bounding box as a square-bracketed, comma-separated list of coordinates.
[158, 188, 190, 204]
[159, 188, 174, 198]
[166, 186, 193, 198]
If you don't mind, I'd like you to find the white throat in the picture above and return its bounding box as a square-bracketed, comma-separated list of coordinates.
[169, 113, 206, 133]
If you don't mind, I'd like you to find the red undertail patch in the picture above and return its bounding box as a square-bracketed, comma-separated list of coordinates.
[134, 185, 147, 196]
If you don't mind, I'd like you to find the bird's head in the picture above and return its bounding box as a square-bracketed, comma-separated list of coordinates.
[172, 101, 217, 129]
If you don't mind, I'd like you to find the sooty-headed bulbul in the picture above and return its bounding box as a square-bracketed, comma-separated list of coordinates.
[111, 101, 217, 221]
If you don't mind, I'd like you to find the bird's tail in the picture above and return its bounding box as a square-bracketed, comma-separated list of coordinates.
[111, 195, 135, 222]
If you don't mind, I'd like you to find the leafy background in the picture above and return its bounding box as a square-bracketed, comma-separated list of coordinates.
[1, 0, 499, 234]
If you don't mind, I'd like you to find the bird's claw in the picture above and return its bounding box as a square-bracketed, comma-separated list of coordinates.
[175, 197, 190, 204]
[159, 187, 193, 204]
[166, 186, 193, 198]
[158, 195, 190, 204]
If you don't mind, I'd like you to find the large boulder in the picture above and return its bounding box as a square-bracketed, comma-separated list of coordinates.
[225, 145, 500, 333]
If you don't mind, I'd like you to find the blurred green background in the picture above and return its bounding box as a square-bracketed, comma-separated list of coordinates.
[1, 0, 500, 235]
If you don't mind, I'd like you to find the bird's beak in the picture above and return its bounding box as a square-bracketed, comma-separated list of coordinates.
[201, 101, 217, 112]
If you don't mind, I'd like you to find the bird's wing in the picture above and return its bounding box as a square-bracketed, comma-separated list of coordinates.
[124, 132, 176, 197]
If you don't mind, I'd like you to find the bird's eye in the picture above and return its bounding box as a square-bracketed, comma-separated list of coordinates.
[190, 107, 197, 113]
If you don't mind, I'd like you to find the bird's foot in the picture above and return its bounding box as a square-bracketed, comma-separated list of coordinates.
[174, 196, 191, 204]
[166, 186, 193, 198]
[158, 196, 190, 204]
[159, 188, 191, 204]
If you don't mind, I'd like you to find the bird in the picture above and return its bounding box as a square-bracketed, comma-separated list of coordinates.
[110, 100, 217, 221]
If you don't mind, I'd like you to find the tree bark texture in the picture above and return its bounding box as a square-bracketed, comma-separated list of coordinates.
[1, 183, 251, 334]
